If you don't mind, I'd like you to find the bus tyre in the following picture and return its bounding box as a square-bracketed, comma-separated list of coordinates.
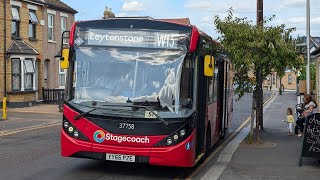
[205, 126, 211, 154]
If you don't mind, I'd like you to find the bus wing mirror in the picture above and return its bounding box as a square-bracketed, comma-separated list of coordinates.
[204, 55, 214, 77]
[60, 48, 69, 69]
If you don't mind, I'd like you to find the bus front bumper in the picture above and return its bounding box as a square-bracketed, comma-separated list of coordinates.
[61, 130, 196, 167]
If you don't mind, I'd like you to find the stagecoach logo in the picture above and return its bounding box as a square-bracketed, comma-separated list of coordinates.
[93, 130, 105, 143]
[74, 37, 84, 46]
[93, 130, 150, 144]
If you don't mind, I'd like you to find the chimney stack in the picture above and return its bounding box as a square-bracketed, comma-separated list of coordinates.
[103, 6, 115, 19]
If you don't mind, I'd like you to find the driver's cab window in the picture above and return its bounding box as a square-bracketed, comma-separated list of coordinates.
[180, 54, 195, 108]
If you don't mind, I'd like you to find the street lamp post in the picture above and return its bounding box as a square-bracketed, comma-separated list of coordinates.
[306, 0, 310, 94]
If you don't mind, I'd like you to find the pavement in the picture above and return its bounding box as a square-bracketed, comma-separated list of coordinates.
[0, 104, 62, 132]
[204, 91, 320, 180]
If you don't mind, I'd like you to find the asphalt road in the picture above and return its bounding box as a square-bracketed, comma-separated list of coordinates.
[0, 92, 271, 180]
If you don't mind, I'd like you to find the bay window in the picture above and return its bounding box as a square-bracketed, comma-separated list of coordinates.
[11, 57, 36, 91]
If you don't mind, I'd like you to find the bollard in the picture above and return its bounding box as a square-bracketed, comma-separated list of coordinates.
[2, 97, 7, 120]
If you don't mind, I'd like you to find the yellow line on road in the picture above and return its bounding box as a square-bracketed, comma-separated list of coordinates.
[0, 122, 60, 137]
[184, 93, 275, 180]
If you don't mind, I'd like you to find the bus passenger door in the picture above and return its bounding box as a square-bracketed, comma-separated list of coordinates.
[218, 60, 228, 138]
[195, 56, 207, 157]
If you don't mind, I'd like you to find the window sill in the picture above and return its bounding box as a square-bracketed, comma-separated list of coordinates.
[12, 36, 22, 40]
[29, 37, 38, 42]
[7, 90, 37, 94]
[48, 40, 57, 43]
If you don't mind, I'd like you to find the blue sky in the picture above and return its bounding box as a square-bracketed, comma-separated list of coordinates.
[62, 0, 320, 38]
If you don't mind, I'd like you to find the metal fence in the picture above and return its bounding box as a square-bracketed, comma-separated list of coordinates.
[42, 87, 65, 112]
[42, 87, 64, 104]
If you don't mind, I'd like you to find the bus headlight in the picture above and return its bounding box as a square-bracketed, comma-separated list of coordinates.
[154, 122, 192, 147]
[62, 116, 89, 141]
[63, 121, 69, 128]
[68, 126, 74, 132]
[180, 129, 186, 137]
[74, 131, 79, 138]
[173, 134, 179, 140]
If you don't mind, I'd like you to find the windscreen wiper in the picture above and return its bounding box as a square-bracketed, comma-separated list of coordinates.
[74, 108, 97, 120]
[102, 103, 169, 126]
[74, 101, 98, 120]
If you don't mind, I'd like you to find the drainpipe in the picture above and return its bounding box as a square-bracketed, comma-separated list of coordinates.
[3, 0, 7, 120]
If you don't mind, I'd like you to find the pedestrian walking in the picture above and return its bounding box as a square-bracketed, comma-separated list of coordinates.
[286, 108, 294, 136]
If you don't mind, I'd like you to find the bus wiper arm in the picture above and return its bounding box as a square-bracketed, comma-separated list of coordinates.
[144, 106, 169, 126]
[74, 108, 97, 120]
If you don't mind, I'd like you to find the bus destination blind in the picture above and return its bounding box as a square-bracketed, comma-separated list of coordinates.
[82, 29, 187, 49]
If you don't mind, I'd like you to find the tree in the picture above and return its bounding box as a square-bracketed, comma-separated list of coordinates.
[214, 9, 301, 142]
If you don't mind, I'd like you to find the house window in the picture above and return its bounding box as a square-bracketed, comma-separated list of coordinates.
[23, 59, 35, 90]
[11, 58, 35, 91]
[11, 6, 20, 37]
[272, 75, 276, 84]
[288, 74, 292, 84]
[29, 10, 38, 39]
[44, 59, 49, 81]
[59, 61, 66, 87]
[61, 17, 68, 44]
[48, 14, 54, 41]
[12, 58, 21, 90]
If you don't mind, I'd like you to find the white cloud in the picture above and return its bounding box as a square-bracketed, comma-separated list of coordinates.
[311, 17, 320, 24]
[184, 1, 213, 9]
[184, 0, 255, 13]
[122, 0, 145, 12]
[286, 17, 306, 24]
[282, 0, 306, 8]
[115, 12, 127, 17]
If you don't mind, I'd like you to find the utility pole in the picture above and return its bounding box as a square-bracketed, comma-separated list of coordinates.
[3, 0, 7, 120]
[256, 0, 263, 131]
[306, 0, 310, 94]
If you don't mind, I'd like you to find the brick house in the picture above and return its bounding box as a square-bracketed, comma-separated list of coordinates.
[0, 0, 76, 107]
[263, 71, 298, 91]
[42, 0, 77, 90]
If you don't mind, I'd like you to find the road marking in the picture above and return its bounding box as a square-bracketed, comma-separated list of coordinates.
[0, 122, 60, 137]
[184, 93, 276, 180]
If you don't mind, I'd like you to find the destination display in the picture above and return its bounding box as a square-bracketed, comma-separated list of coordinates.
[77, 29, 188, 50]
[299, 113, 320, 166]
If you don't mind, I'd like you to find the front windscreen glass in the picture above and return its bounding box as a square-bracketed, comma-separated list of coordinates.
[72, 47, 192, 115]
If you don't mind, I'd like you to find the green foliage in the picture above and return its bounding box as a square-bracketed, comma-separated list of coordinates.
[298, 64, 316, 87]
[214, 9, 302, 99]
